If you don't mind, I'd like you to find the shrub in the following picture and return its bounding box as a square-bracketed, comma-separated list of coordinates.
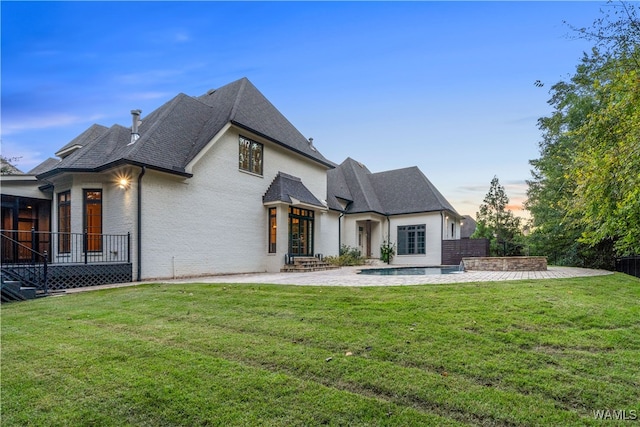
[380, 240, 396, 264]
[324, 245, 366, 266]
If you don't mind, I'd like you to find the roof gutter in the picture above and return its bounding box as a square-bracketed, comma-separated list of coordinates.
[35, 159, 193, 181]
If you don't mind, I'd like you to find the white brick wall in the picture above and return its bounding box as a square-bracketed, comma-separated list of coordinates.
[137, 126, 334, 279]
[388, 212, 444, 266]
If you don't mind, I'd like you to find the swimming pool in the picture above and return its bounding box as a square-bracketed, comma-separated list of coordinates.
[358, 266, 463, 276]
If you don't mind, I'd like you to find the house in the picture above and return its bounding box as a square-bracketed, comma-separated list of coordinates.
[1, 77, 464, 290]
[460, 215, 477, 239]
[328, 158, 462, 265]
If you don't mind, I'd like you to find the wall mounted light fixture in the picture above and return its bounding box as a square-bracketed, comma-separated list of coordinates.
[117, 177, 131, 189]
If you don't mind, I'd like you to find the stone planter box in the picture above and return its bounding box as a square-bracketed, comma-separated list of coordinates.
[462, 256, 547, 271]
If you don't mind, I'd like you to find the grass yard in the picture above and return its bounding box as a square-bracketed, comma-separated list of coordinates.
[2, 273, 639, 426]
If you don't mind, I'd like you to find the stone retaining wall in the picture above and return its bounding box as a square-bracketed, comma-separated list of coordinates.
[462, 256, 547, 271]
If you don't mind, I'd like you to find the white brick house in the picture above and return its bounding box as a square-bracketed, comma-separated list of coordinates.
[1, 78, 462, 284]
[327, 158, 461, 266]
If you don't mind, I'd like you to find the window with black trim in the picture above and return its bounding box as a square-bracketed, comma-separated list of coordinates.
[239, 135, 263, 175]
[397, 224, 425, 255]
[83, 189, 102, 252]
[58, 191, 71, 253]
[268, 207, 277, 253]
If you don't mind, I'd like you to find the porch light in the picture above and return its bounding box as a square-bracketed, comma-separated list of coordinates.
[118, 177, 130, 189]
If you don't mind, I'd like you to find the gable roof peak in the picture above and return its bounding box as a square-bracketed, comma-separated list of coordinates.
[342, 157, 372, 173]
[198, 77, 333, 168]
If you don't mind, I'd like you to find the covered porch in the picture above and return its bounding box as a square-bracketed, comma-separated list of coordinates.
[1, 228, 132, 296]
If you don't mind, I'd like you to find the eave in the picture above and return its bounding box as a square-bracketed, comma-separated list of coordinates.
[35, 159, 194, 180]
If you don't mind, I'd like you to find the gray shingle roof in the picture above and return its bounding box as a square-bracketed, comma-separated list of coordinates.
[328, 158, 459, 217]
[327, 158, 384, 214]
[197, 78, 333, 167]
[460, 215, 477, 238]
[263, 172, 324, 207]
[55, 124, 109, 158]
[27, 158, 61, 175]
[370, 166, 458, 215]
[38, 78, 333, 179]
[43, 124, 132, 174]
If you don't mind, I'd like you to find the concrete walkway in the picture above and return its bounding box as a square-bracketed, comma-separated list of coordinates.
[64, 265, 613, 293]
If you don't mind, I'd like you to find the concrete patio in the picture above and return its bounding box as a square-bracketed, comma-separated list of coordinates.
[162, 265, 612, 287]
[63, 265, 613, 293]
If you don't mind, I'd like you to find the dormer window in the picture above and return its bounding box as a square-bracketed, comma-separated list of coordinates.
[239, 135, 263, 175]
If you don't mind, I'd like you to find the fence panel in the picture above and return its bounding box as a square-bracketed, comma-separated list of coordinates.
[616, 256, 640, 278]
[442, 239, 490, 265]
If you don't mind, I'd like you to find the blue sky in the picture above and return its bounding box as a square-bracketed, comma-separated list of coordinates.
[1, 1, 605, 218]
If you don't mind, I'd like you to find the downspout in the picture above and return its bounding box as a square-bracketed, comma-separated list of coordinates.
[440, 211, 445, 266]
[338, 212, 343, 253]
[386, 214, 390, 240]
[337, 201, 353, 254]
[136, 166, 146, 281]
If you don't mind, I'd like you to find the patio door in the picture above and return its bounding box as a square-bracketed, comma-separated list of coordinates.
[288, 207, 314, 256]
[1, 195, 50, 262]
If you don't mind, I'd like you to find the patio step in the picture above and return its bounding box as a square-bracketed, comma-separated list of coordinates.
[281, 256, 339, 273]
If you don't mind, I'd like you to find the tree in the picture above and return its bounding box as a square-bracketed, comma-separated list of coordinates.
[472, 176, 523, 256]
[525, 54, 604, 266]
[1, 155, 22, 175]
[527, 1, 640, 265]
[569, 58, 640, 256]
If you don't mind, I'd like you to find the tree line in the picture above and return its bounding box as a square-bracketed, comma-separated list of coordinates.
[474, 2, 639, 268]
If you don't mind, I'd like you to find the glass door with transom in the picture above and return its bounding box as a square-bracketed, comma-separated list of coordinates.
[288, 207, 314, 256]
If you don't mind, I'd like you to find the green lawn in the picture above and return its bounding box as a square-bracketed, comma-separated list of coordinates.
[2, 274, 639, 426]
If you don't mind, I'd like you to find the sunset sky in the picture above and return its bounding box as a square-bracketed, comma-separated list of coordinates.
[1, 1, 606, 218]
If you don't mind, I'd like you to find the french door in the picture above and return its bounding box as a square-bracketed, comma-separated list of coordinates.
[288, 207, 314, 256]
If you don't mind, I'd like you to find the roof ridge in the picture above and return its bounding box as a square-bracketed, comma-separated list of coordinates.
[125, 93, 190, 158]
[228, 77, 248, 123]
[343, 158, 384, 214]
[277, 171, 302, 181]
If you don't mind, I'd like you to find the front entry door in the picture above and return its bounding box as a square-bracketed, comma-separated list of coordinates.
[288, 207, 314, 256]
[357, 221, 372, 258]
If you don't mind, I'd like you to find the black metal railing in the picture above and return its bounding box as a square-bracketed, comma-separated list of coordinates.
[1, 229, 130, 265]
[0, 233, 48, 294]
